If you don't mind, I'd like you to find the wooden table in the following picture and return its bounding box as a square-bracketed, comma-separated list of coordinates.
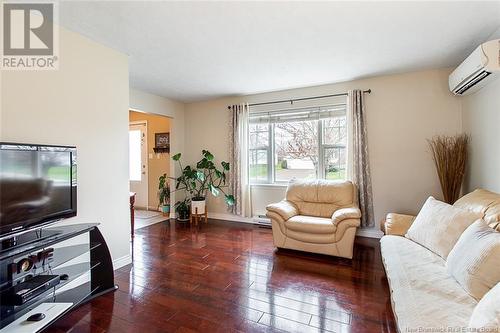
[130, 192, 136, 237]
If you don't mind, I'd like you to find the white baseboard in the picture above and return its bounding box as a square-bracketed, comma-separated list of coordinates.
[207, 212, 383, 238]
[113, 254, 132, 270]
[207, 212, 256, 224]
[356, 227, 384, 239]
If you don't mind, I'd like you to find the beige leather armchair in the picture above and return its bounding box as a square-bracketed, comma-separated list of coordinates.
[266, 180, 361, 259]
[382, 189, 500, 236]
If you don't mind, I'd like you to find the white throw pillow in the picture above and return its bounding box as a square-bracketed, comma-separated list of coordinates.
[469, 282, 500, 329]
[446, 220, 500, 300]
[405, 197, 481, 259]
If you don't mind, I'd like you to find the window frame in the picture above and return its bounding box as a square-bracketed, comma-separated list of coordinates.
[248, 107, 348, 185]
[321, 116, 347, 180]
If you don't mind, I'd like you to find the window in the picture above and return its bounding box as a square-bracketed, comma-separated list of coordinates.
[249, 124, 269, 182]
[323, 116, 347, 180]
[274, 120, 318, 182]
[249, 104, 348, 184]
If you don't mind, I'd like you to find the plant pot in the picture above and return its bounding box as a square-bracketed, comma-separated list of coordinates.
[177, 209, 190, 221]
[161, 204, 170, 214]
[191, 197, 206, 214]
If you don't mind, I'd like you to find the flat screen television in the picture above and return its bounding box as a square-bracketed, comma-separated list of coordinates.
[0, 143, 77, 238]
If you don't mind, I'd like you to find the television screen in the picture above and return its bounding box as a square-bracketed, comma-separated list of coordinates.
[0, 143, 77, 237]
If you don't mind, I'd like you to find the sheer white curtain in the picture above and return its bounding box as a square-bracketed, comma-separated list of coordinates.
[347, 90, 375, 227]
[229, 103, 251, 217]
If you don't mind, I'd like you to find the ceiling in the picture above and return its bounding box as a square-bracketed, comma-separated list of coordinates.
[59, 1, 500, 103]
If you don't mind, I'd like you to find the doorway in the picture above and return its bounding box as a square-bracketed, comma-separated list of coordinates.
[129, 110, 172, 232]
[129, 121, 148, 209]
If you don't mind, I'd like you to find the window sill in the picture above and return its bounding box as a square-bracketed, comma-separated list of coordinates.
[250, 183, 288, 188]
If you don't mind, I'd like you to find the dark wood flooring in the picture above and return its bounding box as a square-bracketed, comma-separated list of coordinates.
[44, 219, 397, 332]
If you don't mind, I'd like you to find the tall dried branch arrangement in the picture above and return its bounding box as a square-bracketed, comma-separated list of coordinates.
[428, 134, 469, 204]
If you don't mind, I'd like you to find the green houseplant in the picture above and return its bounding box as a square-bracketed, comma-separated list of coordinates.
[172, 150, 235, 215]
[175, 198, 190, 221]
[158, 173, 171, 215]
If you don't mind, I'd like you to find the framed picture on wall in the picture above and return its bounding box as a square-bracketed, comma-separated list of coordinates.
[155, 132, 170, 148]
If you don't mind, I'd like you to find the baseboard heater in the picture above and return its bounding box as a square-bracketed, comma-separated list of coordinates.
[253, 215, 272, 228]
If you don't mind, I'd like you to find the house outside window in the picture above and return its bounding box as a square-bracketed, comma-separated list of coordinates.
[249, 103, 348, 184]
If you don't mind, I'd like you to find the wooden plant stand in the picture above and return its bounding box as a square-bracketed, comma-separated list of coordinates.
[190, 207, 208, 226]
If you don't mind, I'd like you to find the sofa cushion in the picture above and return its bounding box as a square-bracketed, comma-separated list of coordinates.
[405, 197, 481, 259]
[285, 215, 336, 234]
[469, 283, 500, 329]
[446, 220, 500, 300]
[381, 235, 477, 332]
[286, 180, 356, 218]
[454, 189, 500, 231]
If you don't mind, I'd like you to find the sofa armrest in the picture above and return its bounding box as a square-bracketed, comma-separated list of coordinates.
[383, 213, 416, 236]
[266, 200, 298, 221]
[332, 207, 361, 226]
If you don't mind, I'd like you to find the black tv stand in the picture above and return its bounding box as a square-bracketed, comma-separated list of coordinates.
[0, 223, 117, 331]
[0, 229, 61, 252]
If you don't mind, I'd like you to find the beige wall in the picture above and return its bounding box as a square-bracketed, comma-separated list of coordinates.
[129, 111, 171, 209]
[462, 77, 500, 193]
[129, 89, 185, 213]
[0, 27, 131, 265]
[184, 69, 463, 227]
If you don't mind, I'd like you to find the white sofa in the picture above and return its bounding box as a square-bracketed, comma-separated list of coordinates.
[380, 189, 500, 332]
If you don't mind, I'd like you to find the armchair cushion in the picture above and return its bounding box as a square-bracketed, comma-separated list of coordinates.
[266, 200, 298, 221]
[384, 213, 416, 236]
[332, 207, 361, 225]
[286, 180, 357, 218]
[285, 215, 336, 234]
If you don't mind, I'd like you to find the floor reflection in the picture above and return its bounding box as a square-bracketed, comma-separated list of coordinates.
[47, 219, 396, 332]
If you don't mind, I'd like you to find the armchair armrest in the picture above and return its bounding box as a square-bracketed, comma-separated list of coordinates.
[332, 207, 361, 226]
[266, 200, 298, 220]
[383, 213, 416, 236]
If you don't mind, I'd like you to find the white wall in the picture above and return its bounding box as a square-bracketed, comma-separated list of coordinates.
[129, 89, 185, 211]
[462, 77, 500, 193]
[0, 27, 131, 266]
[184, 69, 463, 227]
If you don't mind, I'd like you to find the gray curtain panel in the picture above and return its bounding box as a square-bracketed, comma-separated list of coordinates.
[229, 103, 250, 216]
[348, 90, 375, 227]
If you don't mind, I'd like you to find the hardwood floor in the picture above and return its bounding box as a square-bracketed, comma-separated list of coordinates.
[44, 219, 397, 332]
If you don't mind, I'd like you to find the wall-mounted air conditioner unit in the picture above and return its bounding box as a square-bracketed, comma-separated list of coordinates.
[449, 39, 499, 95]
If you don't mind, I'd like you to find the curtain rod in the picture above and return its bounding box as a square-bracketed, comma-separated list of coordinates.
[227, 89, 371, 109]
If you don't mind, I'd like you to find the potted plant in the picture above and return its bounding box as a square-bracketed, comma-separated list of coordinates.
[158, 173, 171, 215]
[171, 150, 235, 215]
[175, 198, 190, 221]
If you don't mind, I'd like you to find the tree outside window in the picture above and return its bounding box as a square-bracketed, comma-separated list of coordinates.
[249, 110, 348, 184]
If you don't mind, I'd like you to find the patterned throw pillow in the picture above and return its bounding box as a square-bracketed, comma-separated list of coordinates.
[405, 197, 481, 259]
[447, 220, 500, 300]
[469, 282, 500, 329]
